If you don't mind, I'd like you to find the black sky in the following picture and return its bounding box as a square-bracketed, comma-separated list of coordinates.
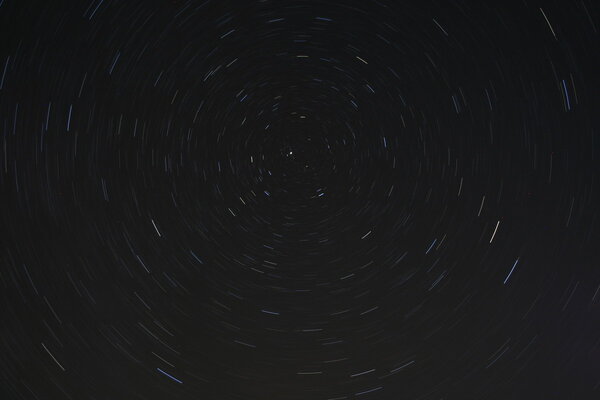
[1, 1, 600, 399]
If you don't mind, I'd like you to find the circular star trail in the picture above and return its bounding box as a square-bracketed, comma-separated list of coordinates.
[1, 1, 599, 399]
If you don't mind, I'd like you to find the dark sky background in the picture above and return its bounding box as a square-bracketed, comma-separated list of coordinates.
[1, 0, 599, 399]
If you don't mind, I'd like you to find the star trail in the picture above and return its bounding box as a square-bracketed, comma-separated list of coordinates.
[1, 1, 599, 399]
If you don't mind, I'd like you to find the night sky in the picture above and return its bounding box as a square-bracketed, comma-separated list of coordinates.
[1, 1, 600, 399]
